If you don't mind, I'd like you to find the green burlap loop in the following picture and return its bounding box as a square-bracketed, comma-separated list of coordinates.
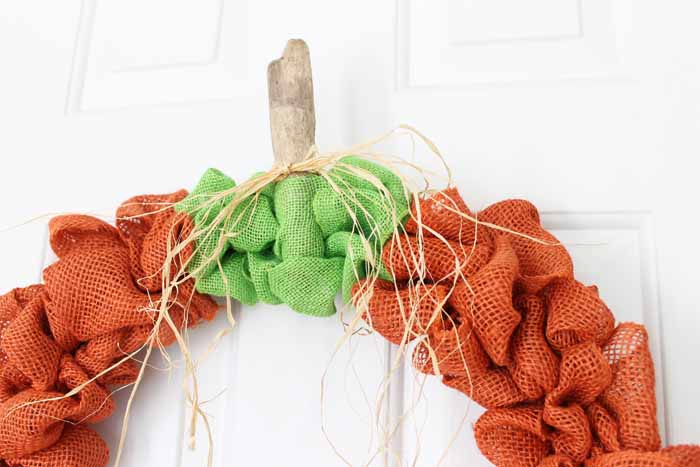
[175, 157, 409, 316]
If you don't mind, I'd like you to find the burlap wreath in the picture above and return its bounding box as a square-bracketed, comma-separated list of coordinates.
[358, 187, 700, 466]
[0, 191, 217, 467]
[0, 163, 698, 467]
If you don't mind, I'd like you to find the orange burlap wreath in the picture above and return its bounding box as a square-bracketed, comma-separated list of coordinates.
[0, 191, 217, 467]
[357, 188, 700, 467]
[1, 185, 699, 467]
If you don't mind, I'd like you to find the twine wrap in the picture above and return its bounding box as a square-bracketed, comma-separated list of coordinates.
[176, 156, 409, 316]
[357, 188, 700, 467]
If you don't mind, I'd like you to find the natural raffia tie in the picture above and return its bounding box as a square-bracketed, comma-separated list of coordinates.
[357, 187, 700, 467]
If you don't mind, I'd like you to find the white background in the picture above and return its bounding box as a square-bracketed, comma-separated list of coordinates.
[1, 1, 699, 466]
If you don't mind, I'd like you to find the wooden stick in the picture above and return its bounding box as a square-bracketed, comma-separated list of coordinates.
[267, 39, 316, 166]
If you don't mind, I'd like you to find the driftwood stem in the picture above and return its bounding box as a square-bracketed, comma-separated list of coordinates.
[267, 39, 316, 166]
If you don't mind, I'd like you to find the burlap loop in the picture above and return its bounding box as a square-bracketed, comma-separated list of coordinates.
[540, 454, 578, 467]
[480, 199, 573, 294]
[599, 324, 660, 452]
[356, 188, 700, 467]
[361, 280, 449, 345]
[176, 156, 409, 316]
[473, 406, 549, 467]
[510, 294, 560, 399]
[545, 281, 615, 352]
[584, 446, 700, 467]
[0, 190, 217, 467]
[5, 426, 109, 467]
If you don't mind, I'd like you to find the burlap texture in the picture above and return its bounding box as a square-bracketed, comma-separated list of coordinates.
[356, 188, 700, 467]
[175, 156, 408, 316]
[0, 191, 217, 467]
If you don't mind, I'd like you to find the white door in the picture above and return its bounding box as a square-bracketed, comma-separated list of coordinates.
[1, 1, 699, 466]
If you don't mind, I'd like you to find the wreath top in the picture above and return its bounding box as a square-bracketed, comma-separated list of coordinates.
[2, 171, 698, 467]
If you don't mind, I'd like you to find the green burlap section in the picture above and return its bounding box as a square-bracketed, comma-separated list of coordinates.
[175, 157, 409, 317]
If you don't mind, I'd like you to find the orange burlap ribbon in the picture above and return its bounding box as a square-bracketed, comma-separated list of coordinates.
[357, 188, 700, 467]
[0, 191, 217, 467]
